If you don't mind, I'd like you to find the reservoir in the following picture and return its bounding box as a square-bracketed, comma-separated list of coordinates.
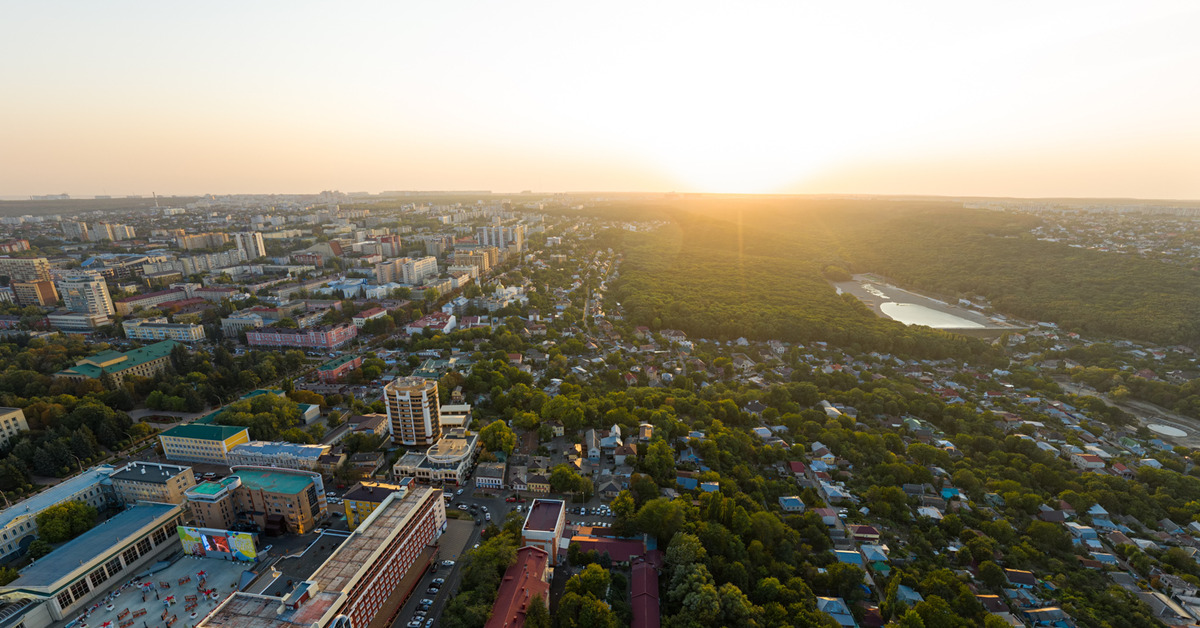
[880, 302, 985, 329]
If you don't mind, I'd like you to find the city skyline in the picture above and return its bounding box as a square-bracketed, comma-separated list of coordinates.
[2, 1, 1199, 199]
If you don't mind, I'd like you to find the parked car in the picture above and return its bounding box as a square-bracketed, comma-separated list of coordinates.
[426, 587, 439, 594]
[441, 560, 455, 567]
[432, 578, 445, 586]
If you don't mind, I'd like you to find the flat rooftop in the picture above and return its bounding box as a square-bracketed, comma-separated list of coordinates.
[110, 462, 190, 485]
[11, 502, 178, 589]
[523, 499, 564, 532]
[161, 424, 248, 441]
[230, 442, 329, 460]
[234, 469, 314, 495]
[0, 465, 114, 531]
[426, 430, 475, 460]
[190, 476, 238, 496]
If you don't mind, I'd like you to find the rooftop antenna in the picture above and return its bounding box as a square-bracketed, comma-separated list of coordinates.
[153, 192, 159, 208]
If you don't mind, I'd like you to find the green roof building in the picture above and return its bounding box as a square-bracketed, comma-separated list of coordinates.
[159, 423, 251, 465]
[54, 340, 180, 386]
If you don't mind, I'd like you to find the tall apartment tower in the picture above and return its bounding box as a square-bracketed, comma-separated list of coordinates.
[0, 257, 51, 283]
[62, 221, 90, 241]
[12, 280, 58, 307]
[56, 272, 115, 316]
[383, 376, 441, 446]
[233, 232, 266, 259]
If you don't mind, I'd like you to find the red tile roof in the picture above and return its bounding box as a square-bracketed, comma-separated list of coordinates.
[484, 546, 549, 628]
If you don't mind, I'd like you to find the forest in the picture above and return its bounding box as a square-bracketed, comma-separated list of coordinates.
[607, 197, 1200, 348]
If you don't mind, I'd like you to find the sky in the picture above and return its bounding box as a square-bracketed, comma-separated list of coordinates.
[2, 1, 1199, 199]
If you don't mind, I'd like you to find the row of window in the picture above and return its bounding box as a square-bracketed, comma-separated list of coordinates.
[56, 519, 181, 611]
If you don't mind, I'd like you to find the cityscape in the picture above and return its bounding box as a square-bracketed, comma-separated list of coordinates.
[2, 3, 1200, 628]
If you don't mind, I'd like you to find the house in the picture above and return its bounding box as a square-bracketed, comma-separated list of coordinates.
[699, 481, 720, 493]
[814, 507, 839, 527]
[847, 525, 881, 543]
[528, 474, 550, 493]
[788, 461, 808, 477]
[1005, 569, 1037, 588]
[631, 557, 661, 628]
[614, 443, 637, 466]
[676, 476, 699, 491]
[895, 585, 924, 606]
[598, 479, 622, 499]
[1065, 522, 1097, 540]
[834, 550, 864, 567]
[778, 496, 806, 513]
[584, 430, 601, 462]
[1070, 453, 1106, 471]
[816, 597, 858, 628]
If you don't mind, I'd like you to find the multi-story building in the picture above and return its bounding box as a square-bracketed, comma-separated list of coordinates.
[46, 311, 110, 333]
[12, 280, 57, 307]
[352, 306, 387, 328]
[56, 271, 114, 316]
[186, 467, 326, 534]
[0, 408, 29, 450]
[198, 485, 445, 628]
[452, 249, 491, 273]
[0, 257, 51, 283]
[404, 311, 456, 335]
[221, 311, 265, 337]
[122, 317, 206, 342]
[245, 322, 357, 349]
[0, 502, 184, 626]
[55, 340, 180, 386]
[485, 546, 550, 628]
[0, 240, 28, 254]
[109, 461, 196, 505]
[392, 428, 478, 485]
[176, 232, 230, 251]
[317, 354, 362, 383]
[113, 287, 187, 315]
[342, 480, 408, 530]
[402, 256, 438, 283]
[383, 376, 441, 446]
[227, 441, 331, 472]
[62, 221, 89, 241]
[233, 231, 267, 259]
[475, 461, 506, 490]
[521, 499, 566, 559]
[158, 424, 251, 465]
[0, 464, 115, 561]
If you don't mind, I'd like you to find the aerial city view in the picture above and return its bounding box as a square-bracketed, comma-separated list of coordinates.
[1, 2, 1199, 628]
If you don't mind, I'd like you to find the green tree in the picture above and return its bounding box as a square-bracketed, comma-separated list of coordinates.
[480, 419, 517, 457]
[35, 501, 98, 543]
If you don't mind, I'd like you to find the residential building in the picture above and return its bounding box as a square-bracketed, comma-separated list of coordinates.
[0, 408, 29, 448]
[109, 461, 196, 505]
[342, 480, 408, 530]
[159, 423, 251, 465]
[0, 503, 184, 626]
[55, 340, 180, 386]
[352, 306, 387, 328]
[113, 287, 187, 315]
[452, 249, 491, 272]
[485, 546, 551, 628]
[0, 257, 51, 283]
[46, 311, 109, 333]
[233, 231, 267, 259]
[392, 428, 478, 485]
[62, 220, 89, 241]
[384, 376, 441, 446]
[198, 486, 445, 628]
[439, 403, 472, 430]
[227, 441, 331, 471]
[221, 311, 266, 336]
[12, 280, 57, 307]
[376, 256, 438, 284]
[245, 322, 357, 349]
[56, 271, 114, 316]
[631, 556, 661, 628]
[187, 467, 327, 534]
[476, 462, 506, 490]
[176, 232, 230, 250]
[122, 317, 206, 342]
[521, 499, 566, 559]
[404, 311, 456, 335]
[317, 354, 362, 383]
[0, 464, 115, 561]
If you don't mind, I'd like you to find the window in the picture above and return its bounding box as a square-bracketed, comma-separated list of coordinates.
[89, 568, 108, 588]
[152, 528, 167, 545]
[106, 557, 123, 578]
[137, 538, 152, 555]
[123, 546, 139, 564]
[69, 579, 90, 600]
[57, 590, 73, 609]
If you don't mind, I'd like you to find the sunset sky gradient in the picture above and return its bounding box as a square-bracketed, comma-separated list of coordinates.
[2, 1, 1198, 198]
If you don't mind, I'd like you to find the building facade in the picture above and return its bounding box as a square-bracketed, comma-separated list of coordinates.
[245, 323, 357, 349]
[521, 499, 566, 559]
[113, 288, 187, 315]
[0, 407, 29, 449]
[383, 376, 441, 446]
[55, 340, 180, 386]
[12, 280, 58, 307]
[109, 461, 196, 505]
[122, 317, 206, 342]
[342, 480, 408, 530]
[392, 429, 478, 485]
[317, 354, 362, 383]
[159, 424, 251, 464]
[227, 441, 331, 471]
[0, 257, 51, 283]
[186, 467, 327, 535]
[233, 231, 267, 259]
[0, 465, 115, 561]
[55, 271, 114, 316]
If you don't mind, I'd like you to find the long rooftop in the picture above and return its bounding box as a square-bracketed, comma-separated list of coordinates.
[234, 468, 316, 495]
[0, 465, 115, 531]
[523, 499, 564, 532]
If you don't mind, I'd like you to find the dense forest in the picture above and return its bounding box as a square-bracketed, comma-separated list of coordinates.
[607, 197, 1200, 347]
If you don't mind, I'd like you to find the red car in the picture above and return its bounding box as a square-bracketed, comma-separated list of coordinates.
[505, 497, 516, 503]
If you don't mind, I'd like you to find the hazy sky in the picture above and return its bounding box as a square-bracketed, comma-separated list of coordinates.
[2, 1, 1199, 198]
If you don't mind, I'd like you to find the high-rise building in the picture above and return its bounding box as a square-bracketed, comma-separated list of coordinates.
[233, 231, 266, 259]
[402, 256, 438, 283]
[176, 232, 230, 251]
[62, 221, 89, 241]
[12, 280, 58, 307]
[383, 376, 441, 446]
[55, 271, 114, 316]
[0, 257, 51, 283]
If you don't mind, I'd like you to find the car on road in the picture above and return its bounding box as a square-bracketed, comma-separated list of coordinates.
[420, 599, 434, 606]
[505, 497, 516, 502]
[426, 587, 439, 594]
[457, 504, 469, 511]
[432, 578, 445, 586]
[407, 620, 422, 628]
[485, 513, 491, 521]
[441, 560, 455, 567]
[480, 506, 488, 512]
[455, 488, 464, 495]
[425, 619, 435, 628]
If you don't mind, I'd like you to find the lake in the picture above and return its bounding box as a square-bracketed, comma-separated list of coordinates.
[880, 302, 985, 329]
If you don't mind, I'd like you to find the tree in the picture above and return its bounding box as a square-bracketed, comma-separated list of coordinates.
[27, 539, 52, 559]
[525, 595, 550, 628]
[641, 440, 675, 486]
[978, 561, 1006, 591]
[480, 419, 517, 457]
[35, 501, 98, 543]
[565, 564, 610, 599]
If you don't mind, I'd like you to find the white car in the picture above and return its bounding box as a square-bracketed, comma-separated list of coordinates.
[455, 488, 464, 495]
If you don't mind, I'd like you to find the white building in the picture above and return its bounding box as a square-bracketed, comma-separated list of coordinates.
[123, 317, 206, 342]
[233, 232, 267, 259]
[0, 408, 29, 449]
[56, 271, 114, 316]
